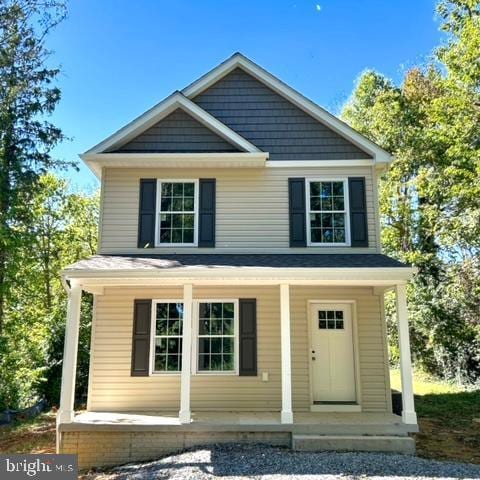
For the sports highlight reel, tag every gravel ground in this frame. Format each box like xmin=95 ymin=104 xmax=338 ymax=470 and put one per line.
xmin=87 ymin=443 xmax=480 ymax=480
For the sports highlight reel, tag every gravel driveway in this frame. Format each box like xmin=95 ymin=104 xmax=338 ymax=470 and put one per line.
xmin=86 ymin=443 xmax=480 ymax=480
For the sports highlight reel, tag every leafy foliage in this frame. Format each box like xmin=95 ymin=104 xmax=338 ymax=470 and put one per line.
xmin=0 ymin=114 xmax=96 ymax=411
xmin=0 ymin=174 xmax=98 ymax=410
xmin=0 ymin=0 xmax=71 ymax=336
xmin=342 ymin=0 xmax=480 ymax=383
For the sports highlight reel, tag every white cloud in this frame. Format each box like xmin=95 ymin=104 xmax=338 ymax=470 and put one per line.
xmin=316 ymin=4 xmax=322 ymax=12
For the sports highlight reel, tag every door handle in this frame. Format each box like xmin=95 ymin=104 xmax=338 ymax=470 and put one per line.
xmin=312 ymin=357 xmax=316 ymax=361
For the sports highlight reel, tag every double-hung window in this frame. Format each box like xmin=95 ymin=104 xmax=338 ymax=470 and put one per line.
xmin=307 ymin=179 xmax=350 ymax=246
xmin=152 ymin=301 xmax=184 ymax=373
xmin=196 ymin=301 xmax=237 ymax=374
xmin=156 ymin=180 xmax=198 ymax=246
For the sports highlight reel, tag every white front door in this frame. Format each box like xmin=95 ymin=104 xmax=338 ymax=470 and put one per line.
xmin=310 ymin=303 xmax=356 ymax=402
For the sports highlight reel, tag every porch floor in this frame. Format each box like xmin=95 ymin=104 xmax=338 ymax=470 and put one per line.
xmin=61 ymin=411 xmax=418 ymax=435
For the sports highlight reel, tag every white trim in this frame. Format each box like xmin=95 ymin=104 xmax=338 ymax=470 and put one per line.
xmin=81 ymin=153 xmax=268 ymax=179
xmin=306 ymin=178 xmax=351 ymax=247
xmin=155 ymin=179 xmax=199 ymax=248
xmin=63 ymin=268 xmax=415 ymax=285
xmin=149 ymin=299 xmax=184 ymax=376
xmin=57 ymin=284 xmax=82 ymax=426
xmin=84 ymin=92 xmax=261 ymax=155
xmin=280 ymin=284 xmax=293 ymax=424
xmin=191 ymin=299 xmax=239 ymax=376
xmin=395 ymin=284 xmax=417 ymax=425
xmin=179 ymin=284 xmax=193 ymax=423
xmin=266 ymin=160 xmax=374 ymax=168
xmin=310 ymin=404 xmax=362 ymax=413
xmin=182 ymin=53 xmax=392 ymax=164
xmin=307 ymin=300 xmax=361 ymax=411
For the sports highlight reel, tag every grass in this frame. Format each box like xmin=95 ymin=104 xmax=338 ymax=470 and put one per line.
xmin=390 ymin=369 xmax=480 ymax=463
xmin=0 ymin=411 xmax=56 ymax=454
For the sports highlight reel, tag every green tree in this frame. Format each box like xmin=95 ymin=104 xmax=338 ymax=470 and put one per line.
xmin=0 ymin=174 xmax=99 ymax=410
xmin=342 ymin=0 xmax=480 ymax=382
xmin=0 ymin=0 xmax=69 ymax=334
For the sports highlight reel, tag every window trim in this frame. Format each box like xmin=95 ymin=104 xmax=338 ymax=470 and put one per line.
xmin=305 ymin=177 xmax=351 ymax=247
xmin=192 ymin=299 xmax=239 ymax=376
xmin=149 ymin=299 xmax=184 ymax=376
xmin=154 ymin=179 xmax=199 ymax=247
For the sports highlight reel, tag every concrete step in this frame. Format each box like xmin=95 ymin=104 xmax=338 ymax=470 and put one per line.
xmin=292 ymin=434 xmax=415 ymax=454
xmin=292 ymin=423 xmax=416 ymax=436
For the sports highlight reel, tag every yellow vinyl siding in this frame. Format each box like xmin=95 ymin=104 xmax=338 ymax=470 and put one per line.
xmin=99 ymin=167 xmax=379 ymax=254
xmin=290 ymin=286 xmax=389 ymax=412
xmin=88 ymin=286 xmax=389 ymax=413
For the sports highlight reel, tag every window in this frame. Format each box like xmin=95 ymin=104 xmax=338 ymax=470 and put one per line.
xmin=318 ymin=310 xmax=344 ymax=330
xmin=152 ymin=301 xmax=184 ymax=373
xmin=197 ymin=301 xmax=237 ymax=373
xmin=307 ymin=179 xmax=349 ymax=245
xmin=157 ymin=180 xmax=198 ymax=245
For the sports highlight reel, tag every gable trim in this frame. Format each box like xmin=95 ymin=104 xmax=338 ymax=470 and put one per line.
xmin=84 ymin=92 xmax=261 ymax=155
xmin=182 ymin=53 xmax=392 ymax=164
xmin=80 ymin=152 xmax=268 ymax=179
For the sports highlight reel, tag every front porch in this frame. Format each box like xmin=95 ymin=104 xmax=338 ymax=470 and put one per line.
xmin=60 ymin=410 xmax=417 ymax=468
xmin=63 ymin=410 xmax=416 ymax=435
xmin=57 ymin=254 xmax=418 ymax=467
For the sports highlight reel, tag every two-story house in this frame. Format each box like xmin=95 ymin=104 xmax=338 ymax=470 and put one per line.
xmin=57 ymin=53 xmax=418 ymax=469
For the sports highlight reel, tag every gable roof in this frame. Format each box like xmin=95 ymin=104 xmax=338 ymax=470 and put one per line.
xmin=113 ymin=108 xmax=241 ymax=154
xmin=183 ymin=53 xmax=391 ymax=163
xmin=84 ymin=92 xmax=260 ymax=155
xmin=82 ymin=53 xmax=391 ymax=169
xmin=192 ymin=67 xmax=373 ymax=161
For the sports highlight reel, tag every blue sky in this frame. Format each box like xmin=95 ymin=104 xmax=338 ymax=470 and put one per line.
xmin=47 ymin=0 xmax=444 ymax=191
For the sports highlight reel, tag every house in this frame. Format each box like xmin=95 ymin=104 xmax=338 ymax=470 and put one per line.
xmin=57 ymin=53 xmax=418 ymax=469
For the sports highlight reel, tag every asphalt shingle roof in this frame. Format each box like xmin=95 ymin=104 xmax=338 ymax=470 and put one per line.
xmin=65 ymin=254 xmax=409 ymax=272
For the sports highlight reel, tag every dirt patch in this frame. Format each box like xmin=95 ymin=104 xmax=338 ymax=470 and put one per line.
xmin=415 ymin=418 xmax=480 ymax=464
xmin=0 ymin=413 xmax=56 ymax=454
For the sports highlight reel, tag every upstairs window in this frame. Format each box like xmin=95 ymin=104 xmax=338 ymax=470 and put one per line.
xmin=156 ymin=180 xmax=198 ymax=246
xmin=307 ymin=179 xmax=350 ymax=246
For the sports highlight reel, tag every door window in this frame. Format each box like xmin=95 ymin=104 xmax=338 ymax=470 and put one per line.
xmin=318 ymin=310 xmax=344 ymax=330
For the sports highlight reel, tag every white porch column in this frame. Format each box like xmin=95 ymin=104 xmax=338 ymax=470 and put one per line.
xmin=395 ymin=283 xmax=417 ymax=425
xmin=179 ymin=284 xmax=193 ymax=423
xmin=280 ymin=284 xmax=293 ymax=424
xmin=57 ymin=282 xmax=82 ymax=426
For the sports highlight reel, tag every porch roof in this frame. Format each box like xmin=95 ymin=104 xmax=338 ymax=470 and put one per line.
xmin=62 ymin=253 xmax=413 ymax=286
xmin=65 ymin=253 xmax=409 ymax=273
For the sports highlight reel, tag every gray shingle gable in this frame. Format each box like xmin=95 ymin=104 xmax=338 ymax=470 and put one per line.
xmin=192 ymin=68 xmax=372 ymax=160
xmin=112 ymin=108 xmax=240 ymax=153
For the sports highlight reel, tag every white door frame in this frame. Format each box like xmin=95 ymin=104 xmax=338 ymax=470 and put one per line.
xmin=307 ymin=300 xmax=362 ymax=412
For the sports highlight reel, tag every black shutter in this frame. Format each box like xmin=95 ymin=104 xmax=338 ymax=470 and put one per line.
xmin=288 ymin=178 xmax=307 ymax=247
xmin=198 ymin=178 xmax=216 ymax=247
xmin=131 ymin=299 xmax=151 ymax=376
xmin=138 ymin=179 xmax=156 ymax=248
xmin=239 ymin=299 xmax=257 ymax=376
xmin=348 ymin=177 xmax=369 ymax=247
